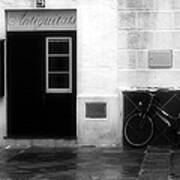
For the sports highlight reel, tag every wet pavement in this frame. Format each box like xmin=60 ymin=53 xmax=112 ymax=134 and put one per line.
xmin=0 ymin=146 xmax=144 ymax=180
xmin=139 ymin=146 xmax=171 ymax=180
xmin=1 ymin=145 xmax=180 ymax=179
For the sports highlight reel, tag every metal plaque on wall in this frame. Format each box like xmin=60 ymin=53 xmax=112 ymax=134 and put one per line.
xmin=148 ymin=50 xmax=172 ymax=68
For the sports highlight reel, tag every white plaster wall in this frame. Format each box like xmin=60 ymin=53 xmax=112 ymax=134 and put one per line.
xmin=77 ymin=0 xmax=118 ymax=95
xmin=77 ymin=0 xmax=120 ymax=146
xmin=78 ymin=95 xmax=122 ymax=147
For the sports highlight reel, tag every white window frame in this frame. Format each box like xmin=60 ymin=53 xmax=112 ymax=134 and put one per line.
xmin=46 ymin=37 xmax=72 ymax=93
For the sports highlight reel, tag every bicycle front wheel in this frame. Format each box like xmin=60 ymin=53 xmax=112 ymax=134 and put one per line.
xmin=124 ymin=114 xmax=154 ymax=147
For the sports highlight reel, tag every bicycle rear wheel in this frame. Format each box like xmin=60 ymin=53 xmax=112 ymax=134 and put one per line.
xmin=124 ymin=114 xmax=154 ymax=147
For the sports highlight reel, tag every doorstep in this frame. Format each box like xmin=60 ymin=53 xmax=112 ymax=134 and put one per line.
xmin=2 ymin=139 xmax=78 ymax=149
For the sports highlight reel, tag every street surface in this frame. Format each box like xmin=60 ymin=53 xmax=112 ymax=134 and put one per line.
xmin=0 ymin=145 xmax=179 ymax=179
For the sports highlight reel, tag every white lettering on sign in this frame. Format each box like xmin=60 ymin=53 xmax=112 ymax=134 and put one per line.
xmin=7 ymin=10 xmax=76 ymax=31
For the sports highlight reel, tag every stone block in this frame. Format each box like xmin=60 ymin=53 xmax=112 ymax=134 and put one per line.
xmin=127 ymin=32 xmax=141 ymax=49
xmin=152 ymin=70 xmax=180 ymax=87
xmin=127 ymin=31 xmax=153 ymax=49
xmin=173 ymin=50 xmax=180 ymax=68
xmin=118 ymin=0 xmax=174 ymax=10
xmin=136 ymin=50 xmax=148 ymax=68
xmin=118 ymin=50 xmax=137 ymax=69
xmin=118 ymin=69 xmax=180 ymax=88
xmin=118 ymin=50 xmax=148 ymax=69
xmin=137 ymin=12 xmax=173 ymax=30
xmin=173 ymin=0 xmax=180 ymax=9
xmin=153 ymin=32 xmax=173 ymax=49
xmin=119 ymin=31 xmax=153 ymax=49
xmin=138 ymin=12 xmax=156 ymax=29
xmin=118 ymin=12 xmax=136 ymax=29
xmin=117 ymin=0 xmax=126 ymax=9
xmin=173 ymin=32 xmax=180 ymax=49
xmin=154 ymin=0 xmax=174 ymax=10
xmin=174 ymin=12 xmax=180 ymax=29
xmin=125 ymin=0 xmax=153 ymax=9
xmin=118 ymin=70 xmax=154 ymax=87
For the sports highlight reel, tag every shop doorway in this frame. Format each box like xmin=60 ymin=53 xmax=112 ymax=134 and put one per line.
xmin=7 ymin=31 xmax=76 ymax=138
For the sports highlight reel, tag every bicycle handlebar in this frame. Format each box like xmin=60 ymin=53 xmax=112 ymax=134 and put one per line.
xmin=146 ymin=88 xmax=171 ymax=94
xmin=148 ymin=88 xmax=170 ymax=97
xmin=156 ymin=88 xmax=170 ymax=92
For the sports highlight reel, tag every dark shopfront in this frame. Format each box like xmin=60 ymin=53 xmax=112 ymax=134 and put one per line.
xmin=6 ymin=10 xmax=76 ymax=138
xmin=123 ymin=90 xmax=180 ymax=147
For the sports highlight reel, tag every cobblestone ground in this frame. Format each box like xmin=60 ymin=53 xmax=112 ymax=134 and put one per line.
xmin=0 ymin=146 xmax=144 ymax=180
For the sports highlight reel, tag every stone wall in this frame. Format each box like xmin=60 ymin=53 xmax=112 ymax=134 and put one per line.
xmin=118 ymin=0 xmax=180 ymax=88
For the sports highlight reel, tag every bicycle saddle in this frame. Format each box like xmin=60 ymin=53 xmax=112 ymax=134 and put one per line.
xmin=156 ymin=88 xmax=170 ymax=93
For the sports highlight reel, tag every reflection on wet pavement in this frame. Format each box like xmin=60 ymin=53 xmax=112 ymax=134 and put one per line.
xmin=139 ymin=146 xmax=171 ymax=180
xmin=0 ymin=147 xmax=144 ymax=179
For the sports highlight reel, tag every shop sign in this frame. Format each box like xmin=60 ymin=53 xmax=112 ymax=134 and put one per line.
xmin=7 ymin=10 xmax=76 ymax=31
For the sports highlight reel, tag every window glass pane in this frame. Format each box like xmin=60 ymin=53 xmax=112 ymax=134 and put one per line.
xmin=49 ymin=39 xmax=69 ymax=54
xmin=49 ymin=57 xmax=69 ymax=72
xmin=49 ymin=74 xmax=69 ymax=88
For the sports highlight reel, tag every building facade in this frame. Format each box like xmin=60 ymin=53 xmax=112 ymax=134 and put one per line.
xmin=0 ymin=0 xmax=179 ymax=147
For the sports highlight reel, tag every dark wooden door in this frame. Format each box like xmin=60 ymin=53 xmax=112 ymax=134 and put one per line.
xmin=7 ymin=31 xmax=76 ymax=138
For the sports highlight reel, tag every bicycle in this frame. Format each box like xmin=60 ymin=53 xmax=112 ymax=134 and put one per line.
xmin=124 ymin=89 xmax=180 ymax=147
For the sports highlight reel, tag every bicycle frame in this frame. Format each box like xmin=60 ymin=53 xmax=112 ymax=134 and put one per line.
xmin=140 ymin=92 xmax=178 ymax=128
